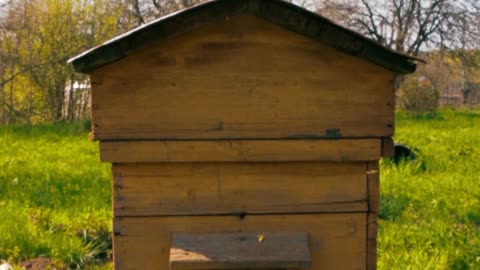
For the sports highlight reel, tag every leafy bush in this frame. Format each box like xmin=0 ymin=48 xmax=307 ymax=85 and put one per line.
xmin=397 ymin=75 xmax=439 ymax=117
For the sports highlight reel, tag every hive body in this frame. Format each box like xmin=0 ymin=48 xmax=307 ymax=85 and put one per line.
xmin=71 ymin=1 xmax=416 ymax=269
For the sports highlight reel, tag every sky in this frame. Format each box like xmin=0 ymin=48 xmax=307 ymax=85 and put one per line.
xmin=0 ymin=1 xmax=8 ymax=19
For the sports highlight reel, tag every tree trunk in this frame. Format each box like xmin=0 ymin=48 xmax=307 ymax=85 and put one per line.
xmin=28 ymin=85 xmax=33 ymax=121
xmin=8 ymin=71 xmax=14 ymax=124
xmin=82 ymin=87 xmax=91 ymax=121
xmin=67 ymin=78 xmax=75 ymax=122
xmin=0 ymin=86 xmax=4 ymax=125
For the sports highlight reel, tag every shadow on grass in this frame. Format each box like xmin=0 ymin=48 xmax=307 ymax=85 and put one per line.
xmin=454 ymin=110 xmax=480 ymax=119
xmin=379 ymin=194 xmax=411 ymax=221
xmin=450 ymin=256 xmax=471 ymax=270
xmin=458 ymin=208 xmax=480 ymax=227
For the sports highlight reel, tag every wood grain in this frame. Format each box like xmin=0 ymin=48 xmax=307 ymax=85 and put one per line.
xmin=113 ymin=214 xmax=366 ymax=270
xmin=367 ymin=214 xmax=378 ymax=270
xmin=169 ymin=232 xmax=311 ymax=270
xmin=90 ymin=14 xmax=395 ymax=141
xmin=366 ymin=162 xmax=379 ymax=269
xmin=381 ymin=137 xmax=395 ymax=158
xmin=100 ymin=139 xmax=381 ymax=163
xmin=113 ymin=162 xmax=368 ymax=216
xmin=367 ymin=161 xmax=380 ymax=213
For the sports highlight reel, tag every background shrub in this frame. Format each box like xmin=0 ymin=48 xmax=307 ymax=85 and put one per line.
xmin=397 ymin=75 xmax=439 ymax=117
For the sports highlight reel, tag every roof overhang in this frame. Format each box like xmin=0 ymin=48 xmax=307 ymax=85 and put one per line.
xmin=68 ymin=0 xmax=419 ymax=74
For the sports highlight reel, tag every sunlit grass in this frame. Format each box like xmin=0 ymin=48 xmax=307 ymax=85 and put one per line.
xmin=379 ymin=109 xmax=480 ymax=269
xmin=0 ymin=122 xmax=112 ymax=269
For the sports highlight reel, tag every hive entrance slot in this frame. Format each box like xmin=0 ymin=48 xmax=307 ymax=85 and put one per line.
xmin=169 ymin=232 xmax=311 ymax=270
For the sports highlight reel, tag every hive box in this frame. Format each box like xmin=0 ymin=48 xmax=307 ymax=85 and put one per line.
xmin=69 ymin=0 xmax=417 ymax=269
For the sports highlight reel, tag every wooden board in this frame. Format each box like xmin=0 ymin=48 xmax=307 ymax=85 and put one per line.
xmin=367 ymin=214 xmax=378 ymax=270
xmin=381 ymin=137 xmax=394 ymax=158
xmin=366 ymin=161 xmax=379 ymax=270
xmin=113 ymin=162 xmax=368 ymax=216
xmin=170 ymin=232 xmax=311 ymax=270
xmin=100 ymin=139 xmax=381 ymax=163
xmin=367 ymin=161 xmax=380 ymax=213
xmin=90 ymin=14 xmax=396 ymax=141
xmin=113 ymin=214 xmax=366 ymax=270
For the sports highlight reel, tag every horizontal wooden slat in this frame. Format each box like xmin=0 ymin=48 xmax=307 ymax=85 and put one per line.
xmin=114 ymin=214 xmax=366 ymax=270
xmin=90 ymin=15 xmax=395 ymax=141
xmin=113 ymin=162 xmax=368 ymax=216
xmin=170 ymin=232 xmax=311 ymax=270
xmin=101 ymin=139 xmax=381 ymax=163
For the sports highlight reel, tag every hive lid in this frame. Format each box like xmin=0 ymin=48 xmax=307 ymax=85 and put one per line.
xmin=68 ymin=0 xmax=419 ymax=74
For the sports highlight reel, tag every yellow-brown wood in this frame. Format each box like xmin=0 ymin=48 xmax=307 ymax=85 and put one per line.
xmin=113 ymin=162 xmax=368 ymax=216
xmin=367 ymin=161 xmax=380 ymax=213
xmin=367 ymin=214 xmax=378 ymax=270
xmin=113 ymin=214 xmax=366 ymax=270
xmin=100 ymin=139 xmax=381 ymax=163
xmin=382 ymin=137 xmax=395 ymax=158
xmin=90 ymin=14 xmax=396 ymax=141
xmin=366 ymin=161 xmax=379 ymax=270
xmin=169 ymin=232 xmax=311 ymax=270
xmin=71 ymin=3 xmax=401 ymax=270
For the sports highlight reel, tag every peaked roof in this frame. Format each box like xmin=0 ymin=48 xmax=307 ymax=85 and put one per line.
xmin=68 ymin=0 xmax=419 ymax=74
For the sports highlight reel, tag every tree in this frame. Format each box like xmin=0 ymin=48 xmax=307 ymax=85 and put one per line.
xmin=0 ymin=0 xmax=127 ymax=123
xmin=119 ymin=0 xmax=207 ymax=27
xmin=317 ymin=0 xmax=480 ymax=56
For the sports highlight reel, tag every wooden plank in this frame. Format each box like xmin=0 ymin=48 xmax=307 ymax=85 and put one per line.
xmin=113 ymin=162 xmax=368 ymax=216
xmin=366 ymin=213 xmax=378 ymax=270
xmin=366 ymin=162 xmax=379 ymax=270
xmin=113 ymin=214 xmax=366 ymax=270
xmin=381 ymin=137 xmax=395 ymax=158
xmin=100 ymin=139 xmax=381 ymax=163
xmin=367 ymin=161 xmax=380 ymax=213
xmin=90 ymin=14 xmax=396 ymax=141
xmin=169 ymin=232 xmax=311 ymax=270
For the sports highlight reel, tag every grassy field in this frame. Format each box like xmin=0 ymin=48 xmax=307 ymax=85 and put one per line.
xmin=0 ymin=122 xmax=112 ymax=269
xmin=0 ymin=109 xmax=479 ymax=269
xmin=380 ymin=110 xmax=480 ymax=270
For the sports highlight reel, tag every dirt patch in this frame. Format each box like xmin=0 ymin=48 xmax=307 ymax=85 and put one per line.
xmin=20 ymin=258 xmax=64 ymax=270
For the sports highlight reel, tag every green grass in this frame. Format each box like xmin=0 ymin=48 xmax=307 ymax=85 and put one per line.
xmin=380 ymin=109 xmax=480 ymax=269
xmin=0 ymin=110 xmax=479 ymax=269
xmin=0 ymin=122 xmax=112 ymax=269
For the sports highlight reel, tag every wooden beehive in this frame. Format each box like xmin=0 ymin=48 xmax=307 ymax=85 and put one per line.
xmin=69 ymin=1 xmax=417 ymax=269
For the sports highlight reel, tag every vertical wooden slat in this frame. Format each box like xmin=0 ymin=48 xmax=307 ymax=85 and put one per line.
xmin=366 ymin=161 xmax=380 ymax=270
xmin=381 ymin=137 xmax=395 ymax=158
xmin=367 ymin=161 xmax=380 ymax=213
xmin=367 ymin=213 xmax=378 ymax=270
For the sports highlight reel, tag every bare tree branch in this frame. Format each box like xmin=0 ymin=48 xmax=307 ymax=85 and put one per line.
xmin=318 ymin=0 xmax=480 ymax=56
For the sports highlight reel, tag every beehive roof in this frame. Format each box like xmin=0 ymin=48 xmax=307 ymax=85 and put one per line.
xmin=69 ymin=0 xmax=419 ymax=74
